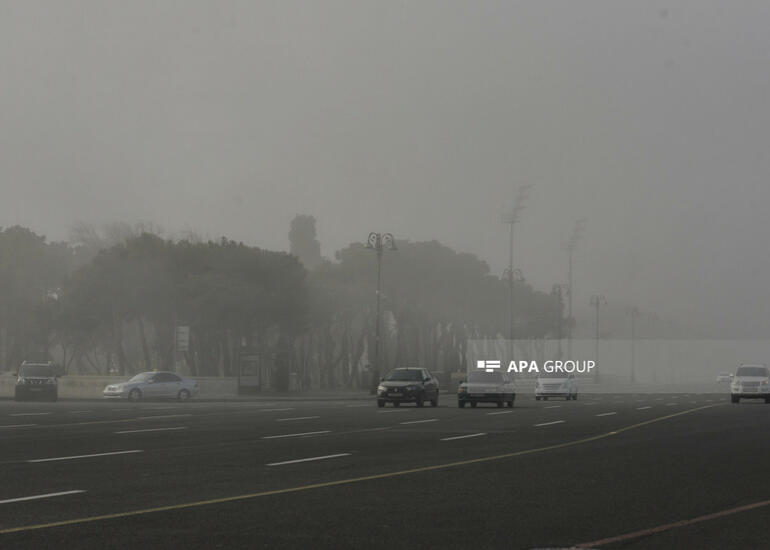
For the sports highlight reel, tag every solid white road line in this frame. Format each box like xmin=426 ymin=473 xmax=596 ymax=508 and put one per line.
xmin=10 ymin=413 xmax=50 ymax=417
xmin=0 ymin=424 xmax=37 ymax=429
xmin=378 ymin=409 xmax=409 ymax=413
xmin=486 ymin=410 xmax=514 ymax=415
xmin=261 ymin=408 xmax=295 ymax=412
xmin=115 ymin=427 xmax=188 ymax=434
xmin=637 ymin=406 xmax=652 ymax=410
xmin=400 ymin=419 xmax=438 ymax=425
xmin=345 ymin=404 xmax=370 ymax=408
xmin=441 ymin=433 xmax=486 ymax=441
xmin=0 ymin=490 xmax=86 ymax=505
xmin=261 ymin=431 xmax=330 ymax=440
xmin=534 ymin=420 xmax=565 ymax=427
xmin=544 ymin=405 xmax=561 ymax=409
xmin=69 ymin=411 xmax=92 ymax=414
xmin=276 ymin=416 xmax=320 ymax=422
xmin=28 ymin=450 xmax=143 ymax=463
xmin=596 ymin=412 xmax=617 ymax=417
xmin=666 ymin=403 xmax=679 ymax=406
xmin=267 ymin=453 xmax=351 ymax=467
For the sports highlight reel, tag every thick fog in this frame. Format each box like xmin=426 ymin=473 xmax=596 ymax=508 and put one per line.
xmin=2 ymin=1 xmax=769 ymax=337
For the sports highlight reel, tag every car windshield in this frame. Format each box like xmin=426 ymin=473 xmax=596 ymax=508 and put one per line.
xmin=468 ymin=372 xmax=503 ymax=383
xmin=128 ymin=373 xmax=154 ymax=382
xmin=385 ymin=370 xmax=423 ymax=381
xmin=735 ymin=366 xmax=768 ymax=377
xmin=19 ymin=364 xmax=54 ymax=377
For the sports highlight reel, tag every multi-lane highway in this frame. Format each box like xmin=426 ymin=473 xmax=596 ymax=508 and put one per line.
xmin=0 ymin=392 xmax=766 ymax=549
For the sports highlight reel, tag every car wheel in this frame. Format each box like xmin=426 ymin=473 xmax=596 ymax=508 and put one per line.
xmin=507 ymin=400 xmax=514 ymax=408
xmin=565 ymin=394 xmax=571 ymax=401
xmin=765 ymin=397 xmax=770 ymax=404
xmin=377 ymin=400 xmax=385 ymax=408
xmin=128 ymin=388 xmax=142 ymax=402
xmin=416 ymin=394 xmax=425 ymax=407
xmin=573 ymin=393 xmax=578 ymax=401
xmin=470 ymin=401 xmax=477 ymax=408
xmin=393 ymin=401 xmax=400 ymax=407
xmin=177 ymin=389 xmax=191 ymax=401
xmin=497 ymin=400 xmax=503 ymax=408
xmin=731 ymin=395 xmax=739 ymax=403
xmin=430 ymin=394 xmax=438 ymax=407
xmin=458 ymin=400 xmax=465 ymax=408
xmin=535 ymin=396 xmax=541 ymax=401
xmin=543 ymin=397 xmax=549 ymax=401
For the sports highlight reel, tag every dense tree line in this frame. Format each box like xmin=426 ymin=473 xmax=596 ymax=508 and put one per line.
xmin=0 ymin=223 xmax=563 ymax=390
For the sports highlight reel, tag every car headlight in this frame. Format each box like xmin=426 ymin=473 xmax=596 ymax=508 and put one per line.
xmin=763 ymin=380 xmax=769 ymax=386
xmin=377 ymin=385 xmax=386 ymax=392
xmin=46 ymin=378 xmax=56 ymax=385
xmin=458 ymin=386 xmax=466 ymax=394
xmin=17 ymin=377 xmax=26 ymax=384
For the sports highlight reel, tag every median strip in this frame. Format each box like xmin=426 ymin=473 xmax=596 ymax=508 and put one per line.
xmin=267 ymin=453 xmax=351 ymax=467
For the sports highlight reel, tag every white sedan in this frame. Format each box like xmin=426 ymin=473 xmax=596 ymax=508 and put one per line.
xmin=103 ymin=371 xmax=198 ymax=401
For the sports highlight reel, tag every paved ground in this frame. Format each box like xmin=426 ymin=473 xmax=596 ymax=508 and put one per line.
xmin=0 ymin=391 xmax=766 ymax=549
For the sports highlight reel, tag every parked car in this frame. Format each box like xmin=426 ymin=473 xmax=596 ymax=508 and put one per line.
xmin=730 ymin=364 xmax=770 ymax=404
xmin=14 ymin=361 xmax=59 ymax=402
xmin=457 ymin=371 xmax=515 ymax=408
xmin=716 ymin=372 xmax=733 ymax=383
xmin=103 ymin=371 xmax=198 ymax=401
xmin=535 ymin=372 xmax=578 ymax=401
xmin=377 ymin=368 xmax=439 ymax=407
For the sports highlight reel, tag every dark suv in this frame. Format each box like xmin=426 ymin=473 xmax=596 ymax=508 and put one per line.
xmin=14 ymin=361 xmax=59 ymax=402
xmin=377 ymin=368 xmax=439 ymax=407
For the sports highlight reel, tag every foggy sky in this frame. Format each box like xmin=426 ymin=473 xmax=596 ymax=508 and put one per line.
xmin=2 ymin=1 xmax=770 ymax=337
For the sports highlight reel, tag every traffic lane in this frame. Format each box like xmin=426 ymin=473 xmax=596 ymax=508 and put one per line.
xmin=0 ymin=402 xmax=765 ymax=549
xmin=0 ymin=394 xmax=705 ymax=464
xmin=0 ymin=403 xmax=730 ymax=531
xmin=0 ymin=395 xmax=727 ymax=470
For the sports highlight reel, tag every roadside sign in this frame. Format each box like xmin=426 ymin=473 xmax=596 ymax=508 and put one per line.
xmin=176 ymin=326 xmax=190 ymax=352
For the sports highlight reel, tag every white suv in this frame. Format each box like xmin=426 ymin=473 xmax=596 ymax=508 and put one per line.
xmin=730 ymin=364 xmax=770 ymax=404
xmin=535 ymin=373 xmax=578 ymax=401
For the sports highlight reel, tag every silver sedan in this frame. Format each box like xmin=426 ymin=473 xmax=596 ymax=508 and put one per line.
xmin=103 ymin=371 xmax=198 ymax=401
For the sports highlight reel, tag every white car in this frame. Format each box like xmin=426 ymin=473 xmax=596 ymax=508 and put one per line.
xmin=103 ymin=371 xmax=198 ymax=401
xmin=730 ymin=364 xmax=770 ymax=404
xmin=716 ymin=372 xmax=733 ymax=383
xmin=535 ymin=373 xmax=578 ymax=401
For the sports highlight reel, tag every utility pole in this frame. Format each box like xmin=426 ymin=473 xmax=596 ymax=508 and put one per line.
xmin=552 ymin=284 xmax=569 ymax=359
xmin=627 ymin=306 xmax=639 ymax=384
xmin=564 ymin=219 xmax=587 ymax=358
xmin=500 ymin=185 xmax=532 ymax=350
xmin=366 ymin=232 xmax=397 ymax=393
xmin=590 ymin=294 xmax=607 ymax=383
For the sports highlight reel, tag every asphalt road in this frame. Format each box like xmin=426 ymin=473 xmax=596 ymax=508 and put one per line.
xmin=0 ymin=391 xmax=767 ymax=549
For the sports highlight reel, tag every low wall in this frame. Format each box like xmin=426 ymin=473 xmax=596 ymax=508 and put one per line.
xmin=0 ymin=374 xmax=239 ymax=399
